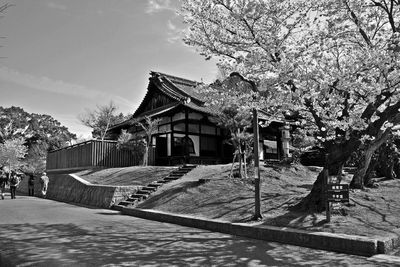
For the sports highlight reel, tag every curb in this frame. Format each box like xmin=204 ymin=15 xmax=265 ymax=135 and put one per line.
xmin=122 ymin=207 xmax=397 ymax=257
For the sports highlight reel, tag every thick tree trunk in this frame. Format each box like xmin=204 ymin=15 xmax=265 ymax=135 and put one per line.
xmin=350 ymin=129 xmax=390 ymax=188
xmin=293 ymin=138 xmax=360 ymax=212
xmin=364 ymin=156 xmax=378 ymax=186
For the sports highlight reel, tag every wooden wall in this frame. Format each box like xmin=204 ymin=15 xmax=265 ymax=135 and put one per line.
xmin=46 ymin=140 xmax=139 ymax=170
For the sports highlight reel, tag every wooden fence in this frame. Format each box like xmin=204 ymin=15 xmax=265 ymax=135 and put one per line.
xmin=46 ymin=140 xmax=147 ymax=170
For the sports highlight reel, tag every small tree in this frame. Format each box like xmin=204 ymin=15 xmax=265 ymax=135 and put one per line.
xmin=0 ymin=137 xmax=28 ymax=175
xmin=135 ymin=116 xmax=161 ymax=166
xmin=117 ymin=116 xmax=160 ymax=166
xmin=79 ymin=101 xmax=126 ymax=141
xmin=117 ymin=130 xmax=146 ymax=165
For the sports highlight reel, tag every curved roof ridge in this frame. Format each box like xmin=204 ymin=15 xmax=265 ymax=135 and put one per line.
xmin=151 ymin=71 xmax=200 ymax=87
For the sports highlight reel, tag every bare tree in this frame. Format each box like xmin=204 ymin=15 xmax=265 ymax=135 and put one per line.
xmin=79 ymin=101 xmax=126 ymax=141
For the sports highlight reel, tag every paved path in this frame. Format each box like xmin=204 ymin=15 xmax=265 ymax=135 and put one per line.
xmin=0 ymin=193 xmax=398 ymax=266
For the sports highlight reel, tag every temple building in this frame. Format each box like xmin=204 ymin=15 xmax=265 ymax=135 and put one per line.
xmin=107 ymin=71 xmax=295 ymax=166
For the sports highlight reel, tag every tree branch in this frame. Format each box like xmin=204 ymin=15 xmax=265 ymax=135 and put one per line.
xmin=343 ymin=0 xmax=373 ymax=46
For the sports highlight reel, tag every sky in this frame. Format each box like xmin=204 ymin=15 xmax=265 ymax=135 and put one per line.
xmin=0 ymin=0 xmax=218 ymax=138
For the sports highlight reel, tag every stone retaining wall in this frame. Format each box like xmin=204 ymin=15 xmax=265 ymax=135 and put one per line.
xmin=18 ymin=173 xmax=138 ymax=208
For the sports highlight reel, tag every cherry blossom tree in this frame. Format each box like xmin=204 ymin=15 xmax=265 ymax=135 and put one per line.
xmin=0 ymin=137 xmax=28 ymax=174
xmin=182 ymin=0 xmax=400 ymax=211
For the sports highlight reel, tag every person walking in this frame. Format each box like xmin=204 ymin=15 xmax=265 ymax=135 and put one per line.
xmin=9 ymin=171 xmax=20 ymax=199
xmin=40 ymin=172 xmax=49 ymax=198
xmin=28 ymin=174 xmax=35 ymax=196
xmin=0 ymin=168 xmax=8 ymax=200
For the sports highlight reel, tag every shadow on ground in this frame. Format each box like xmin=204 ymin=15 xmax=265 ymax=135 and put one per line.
xmin=0 ymin=222 xmax=375 ymax=266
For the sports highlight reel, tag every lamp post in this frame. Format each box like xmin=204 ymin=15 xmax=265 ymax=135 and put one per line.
xmin=253 ymin=108 xmax=262 ymax=220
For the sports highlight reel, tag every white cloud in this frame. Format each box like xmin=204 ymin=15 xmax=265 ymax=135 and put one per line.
xmin=0 ymin=66 xmax=134 ymax=110
xmin=146 ymin=0 xmax=175 ymax=14
xmin=166 ymin=19 xmax=183 ymax=44
xmin=46 ymin=2 xmax=67 ymax=10
xmin=167 ymin=20 xmax=177 ymax=31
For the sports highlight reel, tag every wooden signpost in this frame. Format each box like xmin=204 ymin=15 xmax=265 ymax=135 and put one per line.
xmin=325 ymin=171 xmax=350 ymax=222
xmin=253 ymin=108 xmax=262 ymax=220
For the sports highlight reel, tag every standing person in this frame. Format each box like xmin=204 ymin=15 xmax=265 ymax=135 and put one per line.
xmin=9 ymin=171 xmax=20 ymax=199
xmin=40 ymin=172 xmax=49 ymax=198
xmin=28 ymin=174 xmax=35 ymax=196
xmin=0 ymin=168 xmax=8 ymax=200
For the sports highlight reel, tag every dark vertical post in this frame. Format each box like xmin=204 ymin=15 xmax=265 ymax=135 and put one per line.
xmin=253 ymin=108 xmax=262 ymax=220
xmin=184 ymin=108 xmax=189 ymax=165
xmin=324 ymin=154 xmax=331 ymax=222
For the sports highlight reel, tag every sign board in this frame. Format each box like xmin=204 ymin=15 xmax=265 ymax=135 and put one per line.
xmin=328 ymin=175 xmax=341 ymax=184
xmin=327 ymin=184 xmax=349 ymax=191
xmin=325 ymin=171 xmax=351 ymax=222
xmin=330 ymin=202 xmax=343 ymax=211
xmin=327 ymin=190 xmax=349 ymax=202
xmin=326 ymin=183 xmax=349 ymax=202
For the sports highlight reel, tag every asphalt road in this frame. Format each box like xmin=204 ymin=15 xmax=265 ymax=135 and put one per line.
xmin=0 ymin=193 xmax=398 ymax=266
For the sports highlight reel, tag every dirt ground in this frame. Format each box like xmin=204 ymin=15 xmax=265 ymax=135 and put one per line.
xmin=74 ymin=164 xmax=400 ymax=242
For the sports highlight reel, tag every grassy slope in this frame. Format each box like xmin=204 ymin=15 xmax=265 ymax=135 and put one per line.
xmin=75 ymin=166 xmax=177 ymax=186
xmin=73 ymin=164 xmax=400 ymax=239
xmin=137 ymin=164 xmax=318 ymax=223
xmin=137 ymin=164 xmax=400 ymax=239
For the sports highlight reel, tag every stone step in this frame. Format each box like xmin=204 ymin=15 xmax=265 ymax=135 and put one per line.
xmin=163 ymin=177 xmax=179 ymax=181
xmin=183 ymin=164 xmax=197 ymax=168
xmin=141 ymin=186 xmax=158 ymax=191
xmin=137 ymin=189 xmax=153 ymax=195
xmin=181 ymin=166 xmax=197 ymax=170
xmin=167 ymin=174 xmax=184 ymax=178
xmin=118 ymin=200 xmax=137 ymax=206
xmin=130 ymin=193 xmax=149 ymax=200
xmin=172 ymin=170 xmax=190 ymax=174
xmin=115 ymin=165 xmax=197 ymax=211
xmin=179 ymin=168 xmax=196 ymax=172
xmin=112 ymin=204 xmax=124 ymax=211
xmin=147 ymin=183 xmax=163 ymax=188
xmin=125 ymin=197 xmax=141 ymax=203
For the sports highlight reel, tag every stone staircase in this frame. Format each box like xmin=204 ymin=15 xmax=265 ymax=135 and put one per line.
xmin=113 ymin=165 xmax=197 ymax=211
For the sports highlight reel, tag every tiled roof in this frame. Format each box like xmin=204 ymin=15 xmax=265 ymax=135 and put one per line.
xmin=151 ymin=71 xmax=205 ymax=103
xmin=110 ymin=71 xmax=293 ymax=133
xmin=183 ymin=101 xmax=217 ymax=116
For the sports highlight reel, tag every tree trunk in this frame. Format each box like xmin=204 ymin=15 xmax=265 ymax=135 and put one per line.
xmin=364 ymin=156 xmax=378 ymax=186
xmin=243 ymin=152 xmax=248 ymax=179
xmin=376 ymin=145 xmax=396 ymax=180
xmin=294 ymin=163 xmax=343 ymax=212
xmin=229 ymin=153 xmax=237 ymax=178
xmin=350 ymin=128 xmax=390 ymax=188
xmin=143 ymin=145 xmax=148 ymax=166
xmin=293 ymin=138 xmax=360 ymax=212
xmin=238 ymin=147 xmax=243 ymax=178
